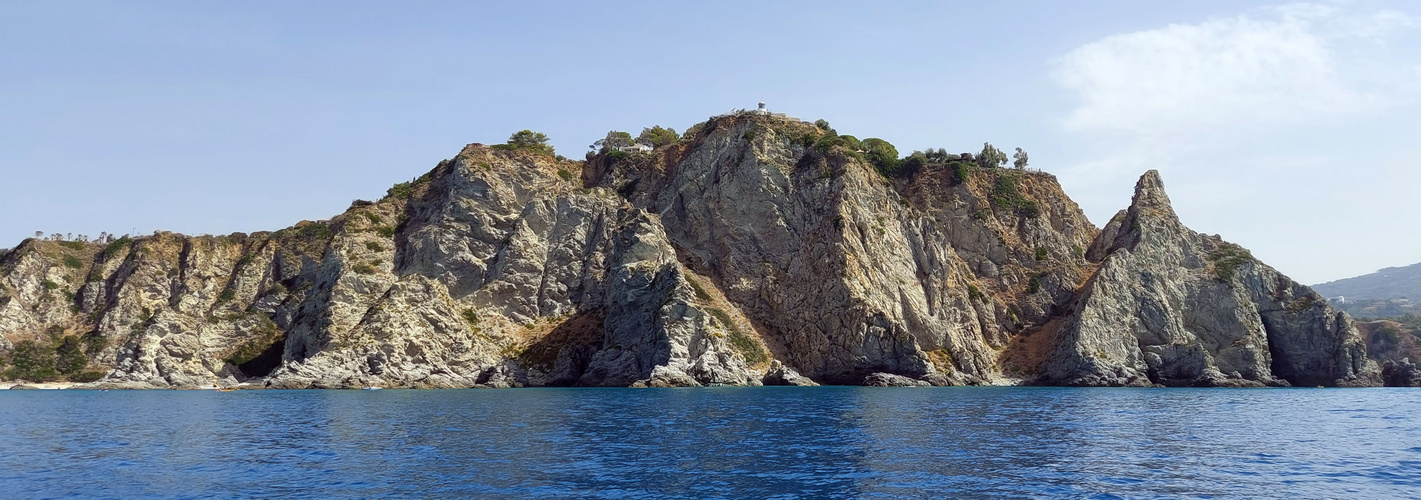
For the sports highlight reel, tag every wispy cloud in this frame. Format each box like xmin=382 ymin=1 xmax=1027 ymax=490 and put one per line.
xmin=1050 ymin=2 xmax=1421 ymax=283
xmin=1053 ymin=4 xmax=1411 ymax=139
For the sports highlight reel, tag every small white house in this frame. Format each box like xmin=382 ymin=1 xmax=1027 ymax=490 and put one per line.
xmin=616 ymin=143 xmax=653 ymax=153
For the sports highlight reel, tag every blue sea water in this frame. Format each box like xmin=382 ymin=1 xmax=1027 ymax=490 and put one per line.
xmin=1 ymin=387 xmax=1418 ymax=499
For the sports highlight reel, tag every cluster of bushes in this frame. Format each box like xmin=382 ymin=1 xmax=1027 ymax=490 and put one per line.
xmin=386 ymin=182 xmax=414 ymax=199
xmin=494 ymin=130 xmax=556 ymax=157
xmin=1208 ymin=243 xmax=1253 ymax=282
xmin=804 ymin=121 xmax=1032 ymax=185
xmin=990 ymin=173 xmax=1042 ymax=217
xmin=102 ymin=235 xmax=133 ymax=259
xmin=708 ymin=308 xmax=766 ymax=364
xmin=638 ymin=126 xmax=679 ymax=147
xmin=590 ymin=126 xmax=680 ymax=153
xmin=802 ymin=120 xmax=900 ymax=174
xmin=976 ymin=143 xmax=1030 ymax=170
xmin=3 ymin=331 xmax=105 ymax=382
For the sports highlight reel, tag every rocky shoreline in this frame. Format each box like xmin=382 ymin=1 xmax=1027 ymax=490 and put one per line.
xmin=0 ymin=113 xmax=1400 ymax=388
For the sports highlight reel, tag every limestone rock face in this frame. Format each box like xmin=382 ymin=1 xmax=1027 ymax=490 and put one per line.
xmin=1043 ymin=171 xmax=1379 ymax=387
xmin=762 ymin=360 xmax=819 ymax=386
xmin=0 ymin=114 xmax=1384 ymax=388
xmin=863 ymin=372 xmax=932 ymax=387
xmin=0 ymin=145 xmax=760 ymax=388
xmin=589 ymin=116 xmax=1096 ymax=384
xmin=1381 ymin=359 xmax=1421 ymax=387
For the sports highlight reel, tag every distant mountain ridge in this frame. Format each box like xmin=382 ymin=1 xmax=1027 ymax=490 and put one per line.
xmin=1314 ymin=263 xmax=1421 ymax=302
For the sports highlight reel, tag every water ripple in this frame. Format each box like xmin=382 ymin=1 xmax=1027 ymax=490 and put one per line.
xmin=1 ymin=387 xmax=1419 ymax=498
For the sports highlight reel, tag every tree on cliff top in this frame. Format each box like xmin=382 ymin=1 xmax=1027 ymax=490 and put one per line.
xmin=978 ymin=142 xmax=1007 ymax=169
xmin=637 ymin=126 xmax=679 ymax=148
xmin=504 ymin=130 xmax=555 ymax=156
xmin=1013 ymin=147 xmax=1029 ymax=170
xmin=592 ymin=131 xmax=633 ymax=152
xmin=862 ymin=138 xmax=900 ymax=177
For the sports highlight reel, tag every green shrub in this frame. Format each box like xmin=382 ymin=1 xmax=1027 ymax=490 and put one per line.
xmin=1034 ymin=247 xmax=1047 ymax=261
xmin=1208 ymin=243 xmax=1253 ymax=282
xmin=557 ymin=169 xmax=574 ymax=182
xmin=1026 ymin=278 xmax=1041 ymax=294
xmin=898 ymin=152 xmax=928 ymax=179
xmin=687 ymin=278 xmax=712 ymax=301
xmin=682 ymin=122 xmax=706 ymax=142
xmin=461 ymin=309 xmax=479 ymax=325
xmin=951 ymin=162 xmax=970 ymax=185
xmin=503 ymin=129 xmax=556 ymax=156
xmin=67 ymin=371 xmax=106 ymax=383
xmin=363 ymin=212 xmax=382 ymax=225
xmin=839 ymin=135 xmax=862 ymax=152
xmin=991 ymin=174 xmax=1023 ymax=208
xmin=352 ymin=263 xmax=376 ymax=275
xmin=1020 ymin=201 xmax=1041 ymax=218
xmin=375 ymin=226 xmax=396 ymax=238
xmin=62 ymin=255 xmax=83 ymax=269
xmin=637 ymin=126 xmax=679 ymax=147
xmin=42 ymin=280 xmax=59 ymax=291
xmin=54 ymin=336 xmax=88 ymax=375
xmin=967 ymin=284 xmax=985 ymax=303
xmin=82 ymin=332 xmax=107 ymax=356
xmin=365 ymin=242 xmax=383 ymax=252
xmin=990 ymin=174 xmax=1040 ymax=218
xmin=709 ymin=308 xmax=765 ymax=364
xmin=5 ymin=340 xmax=57 ymax=381
xmin=813 ymin=134 xmax=843 ymax=155
xmin=57 ymin=241 xmax=86 ymax=250
xmin=862 ymin=138 xmax=900 ymax=177
xmin=978 ymin=142 xmax=1008 ymax=169
xmin=102 ymin=236 xmax=133 ymax=259
xmin=386 ymin=182 xmax=414 ymax=200
xmin=282 ymin=223 xmax=334 ymax=243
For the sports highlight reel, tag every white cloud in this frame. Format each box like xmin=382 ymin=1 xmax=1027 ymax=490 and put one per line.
xmin=1049 ymin=2 xmax=1421 ymax=283
xmin=1053 ymin=5 xmax=1393 ymax=136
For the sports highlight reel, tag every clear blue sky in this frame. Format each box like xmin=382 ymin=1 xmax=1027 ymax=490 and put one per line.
xmin=2 ymin=1 xmax=1418 ymax=283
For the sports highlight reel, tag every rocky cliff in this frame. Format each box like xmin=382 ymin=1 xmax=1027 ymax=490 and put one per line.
xmin=1041 ymin=172 xmax=1378 ymax=387
xmin=0 ymin=113 xmax=1384 ymax=388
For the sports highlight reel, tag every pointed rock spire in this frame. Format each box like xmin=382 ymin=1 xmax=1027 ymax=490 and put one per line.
xmin=1127 ymin=169 xmax=1178 ymax=223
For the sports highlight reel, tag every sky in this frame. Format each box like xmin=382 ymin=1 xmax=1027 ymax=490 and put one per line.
xmin=1 ymin=0 xmax=1417 ymax=284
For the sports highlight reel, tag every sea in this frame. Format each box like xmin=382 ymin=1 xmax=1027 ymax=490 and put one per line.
xmin=1 ymin=387 xmax=1418 ymax=499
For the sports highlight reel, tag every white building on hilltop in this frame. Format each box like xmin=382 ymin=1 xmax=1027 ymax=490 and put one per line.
xmin=747 ymin=101 xmax=800 ymax=121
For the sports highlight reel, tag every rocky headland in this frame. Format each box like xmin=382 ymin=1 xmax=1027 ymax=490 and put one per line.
xmin=0 ymin=112 xmax=1396 ymax=388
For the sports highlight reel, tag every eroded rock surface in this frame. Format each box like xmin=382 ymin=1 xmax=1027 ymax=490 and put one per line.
xmin=1043 ymin=171 xmax=1379 ymax=387
xmin=0 ymin=114 xmax=1384 ymax=388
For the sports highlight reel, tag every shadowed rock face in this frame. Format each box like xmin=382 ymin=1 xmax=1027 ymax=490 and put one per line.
xmin=1044 ymin=171 xmax=1379 ymax=387
xmin=0 ymin=115 xmax=1383 ymax=388
xmin=587 ymin=117 xmax=1097 ymax=385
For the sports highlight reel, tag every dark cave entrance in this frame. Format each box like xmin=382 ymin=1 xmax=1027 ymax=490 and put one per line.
xmin=237 ymin=338 xmax=286 ymax=378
